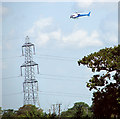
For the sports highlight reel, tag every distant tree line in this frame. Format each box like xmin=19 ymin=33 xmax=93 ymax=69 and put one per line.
xmin=61 ymin=102 xmax=93 ymax=119
xmin=1 ymin=105 xmax=50 ymax=119
xmin=0 ymin=102 xmax=93 ymax=119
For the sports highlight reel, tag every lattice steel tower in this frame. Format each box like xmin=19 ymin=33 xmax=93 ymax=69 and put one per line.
xmin=20 ymin=36 xmax=40 ymax=106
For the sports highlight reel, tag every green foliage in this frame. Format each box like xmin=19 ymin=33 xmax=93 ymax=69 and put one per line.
xmin=78 ymin=45 xmax=120 ymax=72
xmin=2 ymin=109 xmax=16 ymax=119
xmin=61 ymin=102 xmax=93 ymax=118
xmin=78 ymin=45 xmax=120 ymax=91
xmin=48 ymin=113 xmax=58 ymax=119
xmin=1 ymin=105 xmax=45 ymax=118
xmin=16 ymin=104 xmax=43 ymax=118
xmin=78 ymin=45 xmax=120 ymax=118
xmin=0 ymin=107 xmax=2 ymax=118
xmin=1 ymin=105 xmax=60 ymax=119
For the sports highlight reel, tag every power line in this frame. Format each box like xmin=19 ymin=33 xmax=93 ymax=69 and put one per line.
xmin=39 ymin=73 xmax=89 ymax=79
xmin=36 ymin=54 xmax=79 ymax=59
xmin=0 ymin=56 xmax=22 ymax=60
xmin=36 ymin=54 xmax=79 ymax=61
xmin=36 ymin=77 xmax=88 ymax=82
xmin=2 ymin=76 xmax=89 ymax=83
xmin=3 ymin=90 xmax=92 ymax=98
xmin=39 ymin=92 xmax=92 ymax=98
xmin=39 ymin=93 xmax=91 ymax=99
xmin=2 ymin=74 xmax=90 ymax=82
xmin=1 ymin=54 xmax=79 ymax=61
xmin=39 ymin=90 xmax=91 ymax=97
xmin=3 ymin=91 xmax=23 ymax=96
xmin=36 ymin=56 xmax=75 ymax=61
xmin=1 ymin=76 xmax=21 ymax=80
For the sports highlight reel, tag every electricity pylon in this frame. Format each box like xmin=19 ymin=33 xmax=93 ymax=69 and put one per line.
xmin=20 ymin=36 xmax=40 ymax=107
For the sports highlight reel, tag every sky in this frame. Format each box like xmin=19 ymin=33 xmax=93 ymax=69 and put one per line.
xmin=118 ymin=1 xmax=120 ymax=44
xmin=1 ymin=1 xmax=119 ymax=113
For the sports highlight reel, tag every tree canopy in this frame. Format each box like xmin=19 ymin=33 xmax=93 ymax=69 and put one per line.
xmin=61 ymin=102 xmax=93 ymax=118
xmin=0 ymin=107 xmax=2 ymax=118
xmin=78 ymin=45 xmax=120 ymax=118
xmin=15 ymin=104 xmax=44 ymax=118
xmin=2 ymin=105 xmax=44 ymax=118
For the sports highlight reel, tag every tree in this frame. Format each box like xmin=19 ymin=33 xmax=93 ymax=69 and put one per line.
xmin=78 ymin=45 xmax=120 ymax=118
xmin=0 ymin=107 xmax=2 ymax=119
xmin=2 ymin=109 xmax=16 ymax=119
xmin=15 ymin=104 xmax=44 ymax=118
xmin=1 ymin=105 xmax=51 ymax=118
xmin=61 ymin=102 xmax=92 ymax=118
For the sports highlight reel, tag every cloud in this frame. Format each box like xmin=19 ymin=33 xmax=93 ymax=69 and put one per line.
xmin=26 ymin=17 xmax=103 ymax=48
xmin=27 ymin=17 xmax=53 ymax=35
xmin=75 ymin=0 xmax=94 ymax=9
xmin=0 ymin=5 xmax=8 ymax=22
xmin=75 ymin=0 xmax=119 ymax=3
xmin=62 ymin=30 xmax=103 ymax=48
xmin=75 ymin=0 xmax=119 ymax=9
xmin=34 ymin=29 xmax=62 ymax=46
xmin=0 ymin=5 xmax=8 ymax=16
xmin=26 ymin=17 xmax=62 ymax=47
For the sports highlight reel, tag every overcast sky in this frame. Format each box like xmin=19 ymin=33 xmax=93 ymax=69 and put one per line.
xmin=1 ymin=1 xmax=118 ymax=112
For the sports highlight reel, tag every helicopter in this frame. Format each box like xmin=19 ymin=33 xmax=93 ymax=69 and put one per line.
xmin=70 ymin=12 xmax=91 ymax=19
